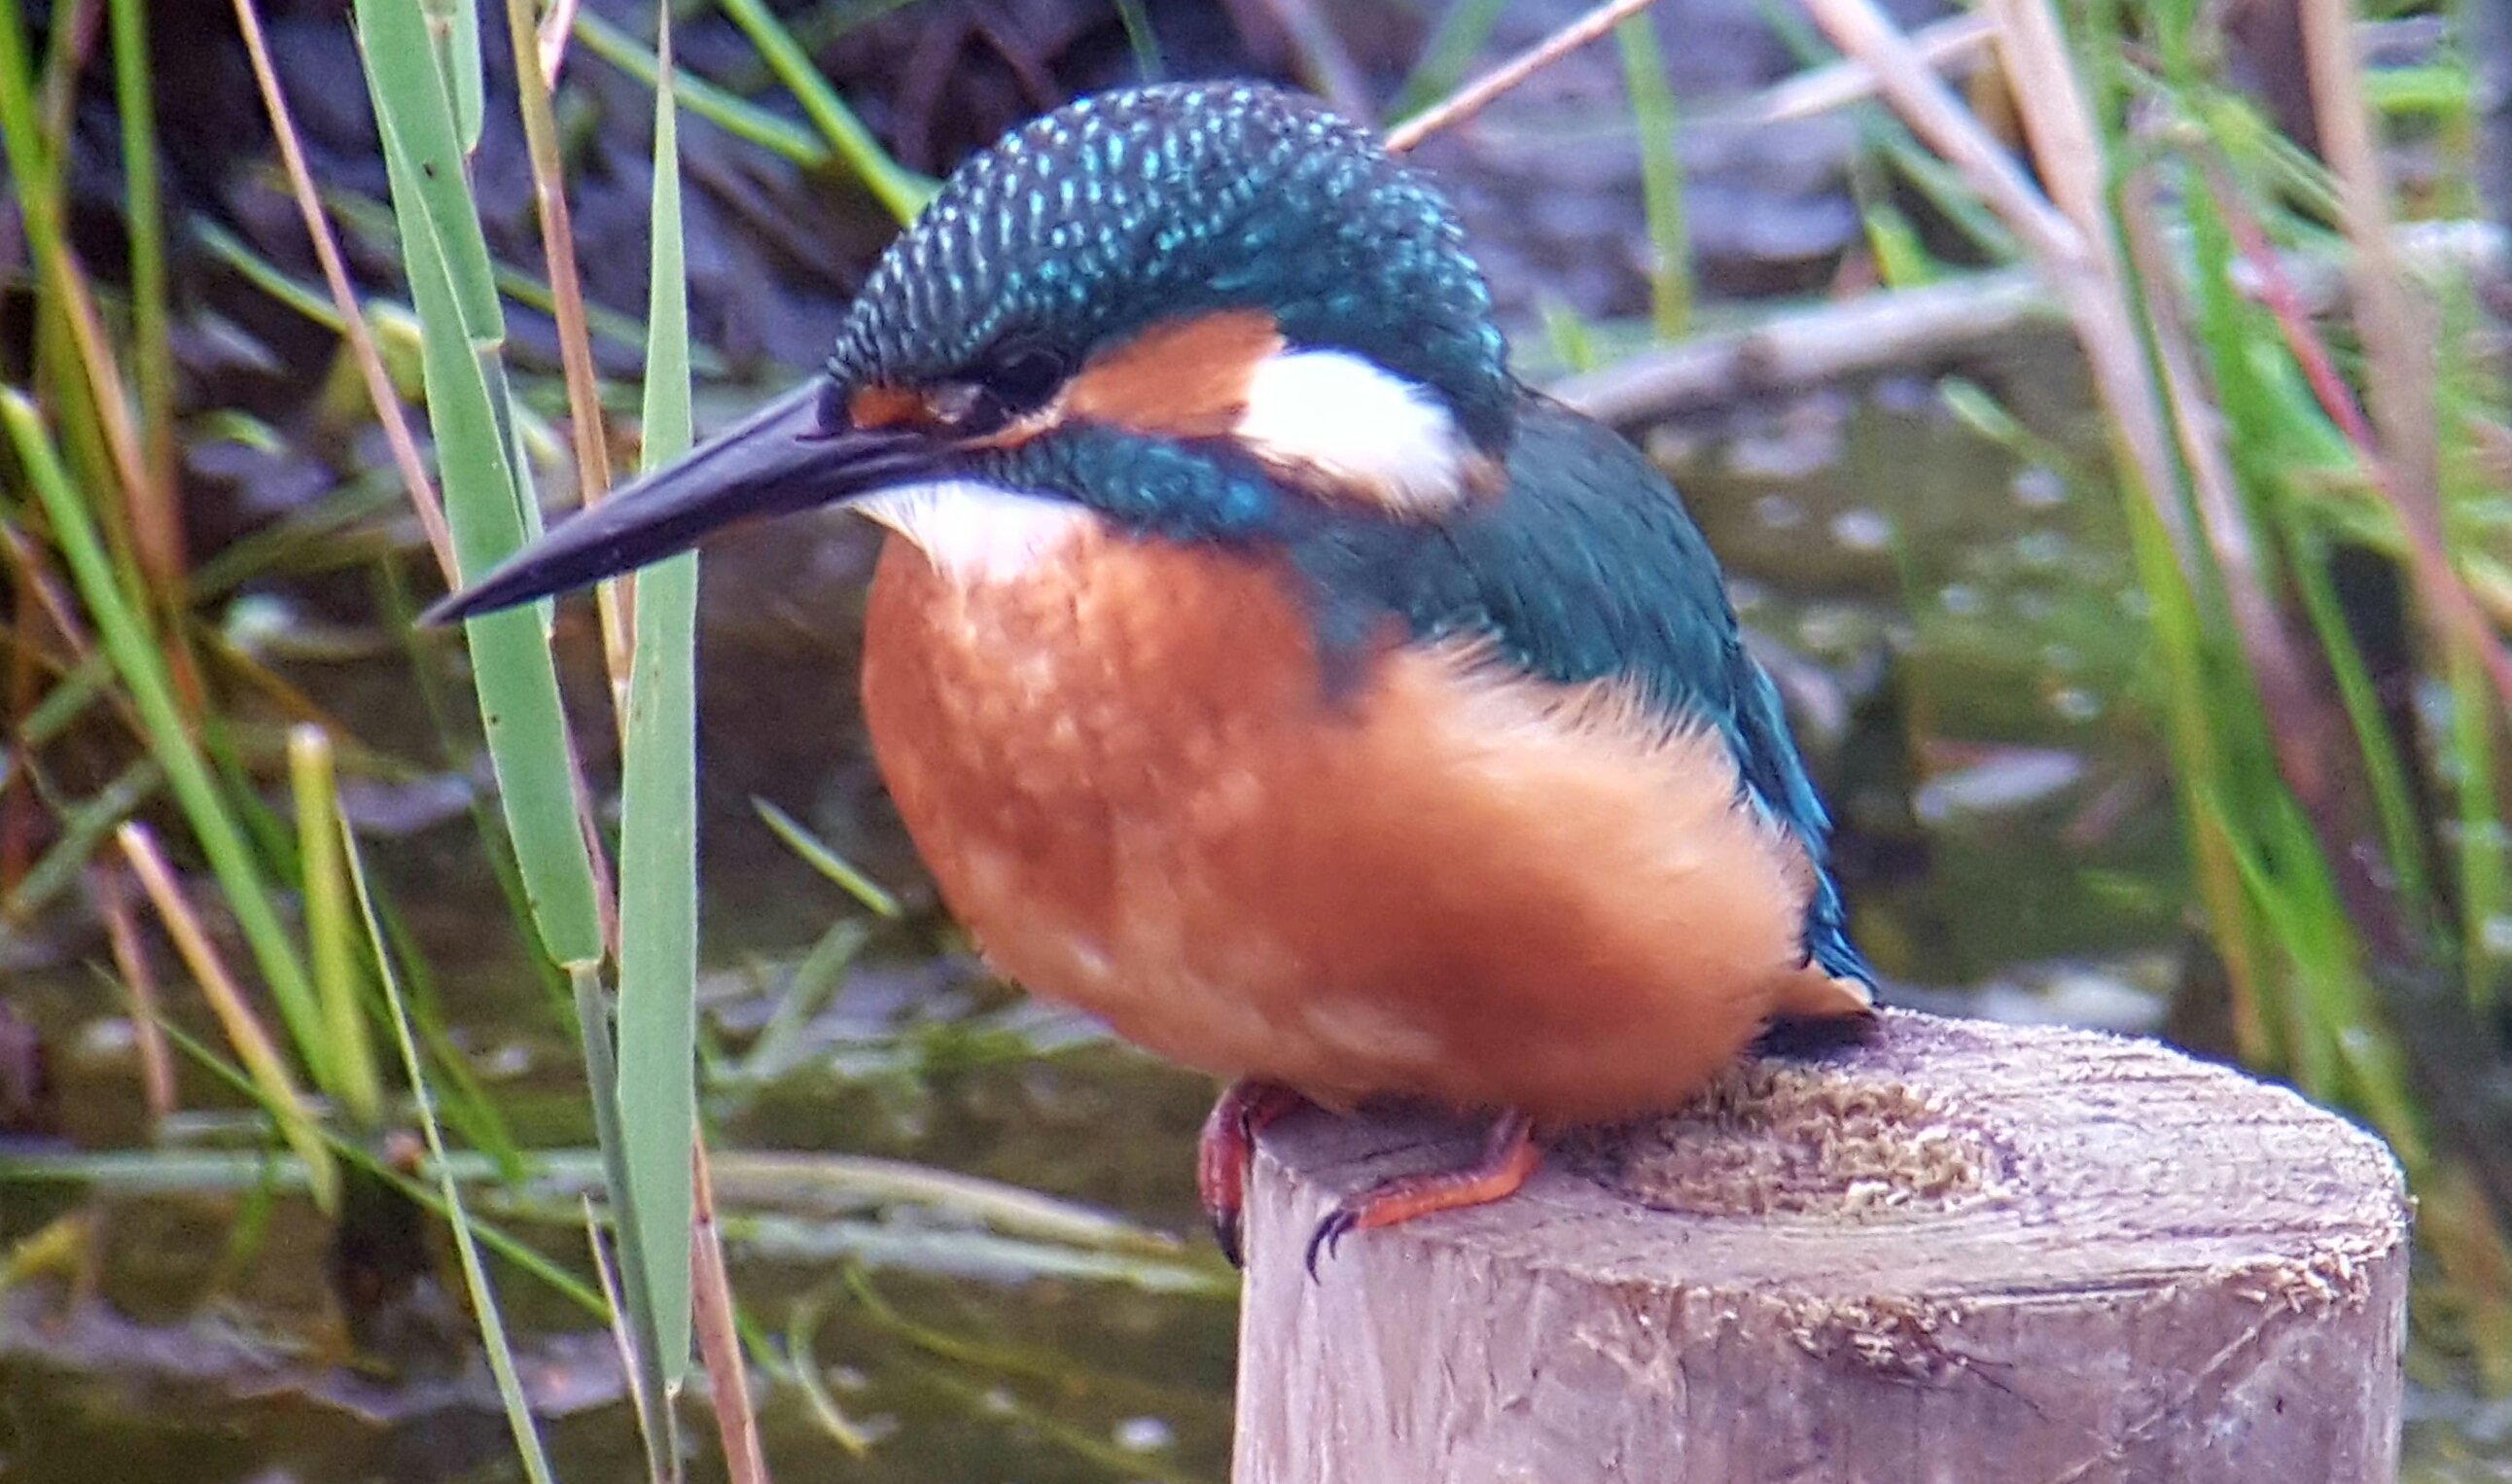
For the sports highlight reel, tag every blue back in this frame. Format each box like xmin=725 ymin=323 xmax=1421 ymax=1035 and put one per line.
xmin=1287 ymin=393 xmax=1874 ymax=988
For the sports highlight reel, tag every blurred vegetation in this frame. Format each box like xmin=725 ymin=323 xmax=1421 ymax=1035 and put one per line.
xmin=0 ymin=0 xmax=2507 ymax=1479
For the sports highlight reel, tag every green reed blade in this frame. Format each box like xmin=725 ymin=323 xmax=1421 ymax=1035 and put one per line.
xmin=353 ymin=0 xmax=602 ymax=968
xmin=432 ymin=0 xmax=485 ymax=155
xmin=617 ymin=16 xmax=700 ymax=1392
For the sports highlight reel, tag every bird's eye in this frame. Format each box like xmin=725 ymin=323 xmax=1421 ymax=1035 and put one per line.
xmin=926 ymin=341 xmax=1071 ymax=440
xmin=977 ymin=341 xmax=1069 ymax=415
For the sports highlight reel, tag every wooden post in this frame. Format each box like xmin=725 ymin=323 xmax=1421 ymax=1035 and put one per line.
xmin=1234 ymin=1009 xmax=2409 ymax=1484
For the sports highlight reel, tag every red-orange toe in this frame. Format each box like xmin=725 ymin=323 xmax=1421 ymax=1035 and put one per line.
xmin=1305 ymin=1109 xmax=1540 ymax=1277
xmin=1198 ymin=1079 xmax=1307 ymax=1267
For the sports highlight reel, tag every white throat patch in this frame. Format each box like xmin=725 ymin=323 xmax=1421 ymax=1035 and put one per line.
xmin=853 ymin=480 xmax=1096 ymax=583
xmin=1233 ymin=348 xmax=1470 ymax=514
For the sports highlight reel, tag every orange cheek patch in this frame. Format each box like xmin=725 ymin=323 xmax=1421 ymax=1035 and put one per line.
xmin=1065 ymin=309 xmax=1286 ymax=440
xmin=847 ymin=384 xmax=927 ymax=431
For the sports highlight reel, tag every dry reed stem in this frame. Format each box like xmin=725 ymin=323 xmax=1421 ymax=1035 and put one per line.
xmin=1718 ymin=11 xmax=1996 ymax=128
xmin=35 ymin=0 xmax=99 ymax=144
xmin=1977 ymin=0 xmax=2180 ymax=543
xmin=28 ymin=231 xmax=165 ymax=585
xmin=501 ymin=0 xmax=632 ymax=712
xmin=1798 ymin=0 xmax=2187 ymax=564
xmin=230 ymin=0 xmax=456 ymax=585
xmin=1793 ymin=0 xmax=2083 ymax=267
xmin=90 ymin=863 xmax=177 ymax=1122
xmin=2301 ymin=0 xmax=2512 ymax=711
xmin=539 ymin=0 xmax=583 ymax=88
xmin=115 ymin=821 xmax=336 ymax=1208
xmin=24 ymin=0 xmax=177 ymax=592
xmin=691 ymin=1137 xmax=768 ymax=1484
xmin=1384 ymin=0 xmax=1667 ymax=154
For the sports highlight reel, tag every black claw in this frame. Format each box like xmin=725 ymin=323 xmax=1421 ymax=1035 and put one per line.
xmin=1212 ymin=1208 xmax=1246 ymax=1269
xmin=1303 ymin=1208 xmax=1356 ymax=1280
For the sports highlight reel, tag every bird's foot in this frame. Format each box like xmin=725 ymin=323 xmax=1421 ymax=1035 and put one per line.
xmin=1197 ymin=1079 xmax=1306 ymax=1267
xmin=1304 ymin=1109 xmax=1540 ymax=1278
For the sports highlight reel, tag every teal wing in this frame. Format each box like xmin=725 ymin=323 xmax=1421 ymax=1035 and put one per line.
xmin=1290 ymin=392 xmax=1872 ymax=985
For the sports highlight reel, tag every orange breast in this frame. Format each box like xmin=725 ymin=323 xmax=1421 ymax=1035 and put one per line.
xmin=858 ymin=522 xmax=1859 ymax=1125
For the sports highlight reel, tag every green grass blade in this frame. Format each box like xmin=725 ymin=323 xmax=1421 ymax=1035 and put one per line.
xmin=574 ymin=962 xmax=682 ymax=1481
xmin=617 ymin=21 xmax=700 ymax=1391
xmin=1112 ymin=0 xmax=1163 ymax=81
xmin=1 ymin=393 xmax=325 ymax=1071
xmin=570 ymin=10 xmax=828 ymax=168
xmin=1613 ymin=12 xmax=1691 ymax=339
xmin=354 ymin=0 xmax=603 ymax=967
xmin=289 ymin=725 xmax=383 ymax=1129
xmin=341 ymin=818 xmax=559 ymax=1484
xmin=106 ymin=0 xmax=173 ymax=501
xmin=753 ymin=795 xmax=902 ymax=918
xmin=715 ymin=0 xmax=936 ymax=224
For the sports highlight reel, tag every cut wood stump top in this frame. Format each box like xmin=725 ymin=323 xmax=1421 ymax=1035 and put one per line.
xmin=1234 ymin=1008 xmax=2411 ymax=1484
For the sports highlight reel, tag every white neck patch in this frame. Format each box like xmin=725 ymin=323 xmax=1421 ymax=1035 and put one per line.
xmin=1233 ymin=348 xmax=1471 ymax=514
xmin=854 ymin=480 xmax=1096 ymax=583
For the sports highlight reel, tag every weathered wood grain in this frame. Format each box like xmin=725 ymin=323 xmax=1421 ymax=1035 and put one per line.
xmin=1234 ymin=1009 xmax=2408 ymax=1483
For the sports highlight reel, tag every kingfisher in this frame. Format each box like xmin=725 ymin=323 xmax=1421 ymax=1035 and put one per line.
xmin=431 ymin=81 xmax=1876 ymax=1270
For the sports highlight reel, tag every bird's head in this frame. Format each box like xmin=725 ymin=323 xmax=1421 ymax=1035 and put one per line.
xmin=432 ymin=82 xmax=1513 ymax=621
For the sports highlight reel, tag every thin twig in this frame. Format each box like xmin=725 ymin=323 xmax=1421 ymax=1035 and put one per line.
xmin=691 ymin=1137 xmax=767 ymax=1484
xmin=1385 ymin=0 xmax=1664 ymax=154
xmin=230 ymin=0 xmax=456 ymax=585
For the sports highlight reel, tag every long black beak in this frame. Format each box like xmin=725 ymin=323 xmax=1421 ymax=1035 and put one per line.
xmin=420 ymin=382 xmax=937 ymax=626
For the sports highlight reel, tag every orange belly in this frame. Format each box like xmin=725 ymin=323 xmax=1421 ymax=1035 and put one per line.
xmin=858 ymin=522 xmax=1855 ymax=1124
